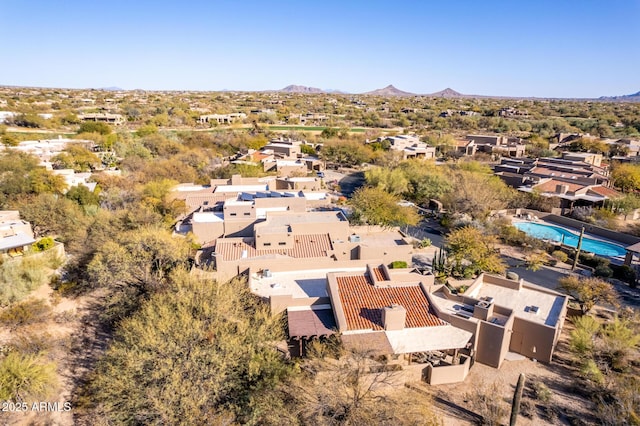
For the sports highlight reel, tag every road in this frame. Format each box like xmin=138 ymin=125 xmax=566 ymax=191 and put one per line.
xmin=321 ymin=169 xmax=366 ymax=198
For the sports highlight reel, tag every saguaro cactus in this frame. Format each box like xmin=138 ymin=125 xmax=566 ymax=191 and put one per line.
xmin=509 ymin=373 xmax=526 ymax=426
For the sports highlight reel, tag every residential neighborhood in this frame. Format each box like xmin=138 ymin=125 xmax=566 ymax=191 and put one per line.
xmin=1 ymin=2 xmax=640 ymax=423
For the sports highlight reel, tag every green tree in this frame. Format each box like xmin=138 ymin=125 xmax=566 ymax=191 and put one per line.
xmin=350 ymin=187 xmax=419 ymax=228
xmin=320 ymin=139 xmax=373 ymax=167
xmin=398 ymin=160 xmax=452 ymax=204
xmin=364 ymin=166 xmax=409 ymax=195
xmin=444 ymin=170 xmax=515 ymax=219
xmin=12 ymin=113 xmax=45 ymax=129
xmin=558 ymin=276 xmax=618 ymax=314
xmin=52 ymin=145 xmax=102 ymax=172
xmin=446 ymin=226 xmax=506 ymax=276
xmin=611 ymin=163 xmax=640 ymax=193
xmin=78 ymin=121 xmax=112 ymax=135
xmin=80 ymin=272 xmax=291 ymax=424
xmin=66 ymin=184 xmax=100 ymax=207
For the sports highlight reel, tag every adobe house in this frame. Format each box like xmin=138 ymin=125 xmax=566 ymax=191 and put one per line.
xmin=272 ymin=267 xmax=568 ymax=385
xmin=427 ymin=274 xmax=568 ymax=367
xmin=0 ymin=211 xmax=36 ymax=257
xmin=207 ymin=211 xmax=414 ymax=282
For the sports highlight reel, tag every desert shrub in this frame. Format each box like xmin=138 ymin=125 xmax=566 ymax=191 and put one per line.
xmin=519 ymin=399 xmax=534 ymax=418
xmin=578 ymin=254 xmax=610 ymax=269
xmin=32 ymin=237 xmax=55 ymax=252
xmin=579 ymin=358 xmax=605 ymax=384
xmin=594 ymin=265 xmax=613 ymax=278
xmin=389 ymin=261 xmax=408 ymax=269
xmin=611 ymin=264 xmax=637 ymax=285
xmin=0 ymin=352 xmax=57 ymax=401
xmin=551 ymin=250 xmax=569 ymax=263
xmin=8 ymin=331 xmax=53 ymax=355
xmin=464 ymin=382 xmax=508 ymax=426
xmin=0 ymin=299 xmax=51 ymax=330
xmin=0 ymin=257 xmax=48 ymax=305
xmin=570 ymin=315 xmax=600 ymax=356
xmin=533 ymin=382 xmax=553 ymax=403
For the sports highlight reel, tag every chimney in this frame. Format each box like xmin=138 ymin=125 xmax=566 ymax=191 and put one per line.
xmin=382 ymin=304 xmax=406 ymax=331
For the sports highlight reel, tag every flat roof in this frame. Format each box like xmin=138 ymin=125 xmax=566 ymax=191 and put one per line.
xmin=261 ymin=211 xmax=346 ymax=227
xmin=250 ymin=267 xmax=364 ymax=299
xmin=0 ymin=233 xmax=36 ymax=251
xmin=336 ymin=274 xmax=446 ymax=331
xmin=468 ymin=281 xmax=565 ymax=327
xmin=214 ymin=184 xmax=268 ymax=193
xmin=385 ymin=326 xmax=473 ymax=353
xmin=428 ymin=290 xmax=510 ymax=325
xmin=357 ymin=231 xmax=409 ymax=247
xmin=192 ymin=212 xmax=224 ymax=223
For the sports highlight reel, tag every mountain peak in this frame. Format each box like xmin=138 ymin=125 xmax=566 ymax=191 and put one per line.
xmin=598 ymin=90 xmax=640 ymax=102
xmin=280 ymin=84 xmax=325 ymax=93
xmin=428 ymin=87 xmax=465 ymax=98
xmin=363 ymin=84 xmax=415 ymax=97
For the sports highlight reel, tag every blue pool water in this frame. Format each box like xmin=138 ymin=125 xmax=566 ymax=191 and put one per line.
xmin=514 ymin=222 xmax=627 ymax=257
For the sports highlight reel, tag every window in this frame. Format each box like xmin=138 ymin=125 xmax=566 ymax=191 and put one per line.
xmin=278 ymin=242 xmax=286 ymax=246
xmin=264 ymin=243 xmax=271 ymax=247
xmin=229 ymin=213 xmax=237 ymax=217
xmin=244 ymin=212 xmax=251 ymax=216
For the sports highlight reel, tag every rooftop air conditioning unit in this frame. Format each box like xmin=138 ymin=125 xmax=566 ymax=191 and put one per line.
xmin=349 ymin=235 xmax=361 ymax=243
xmin=263 ymin=269 xmax=272 ymax=278
xmin=530 ymin=306 xmax=540 ymax=314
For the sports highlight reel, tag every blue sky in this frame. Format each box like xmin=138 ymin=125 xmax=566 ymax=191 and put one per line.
xmin=1 ymin=0 xmax=638 ymax=97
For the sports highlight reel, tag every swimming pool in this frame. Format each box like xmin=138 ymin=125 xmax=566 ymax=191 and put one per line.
xmin=514 ymin=222 xmax=627 ymax=257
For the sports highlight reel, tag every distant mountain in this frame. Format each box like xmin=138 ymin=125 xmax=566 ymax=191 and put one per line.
xmin=363 ymin=84 xmax=416 ymax=97
xmin=598 ymin=90 xmax=640 ymax=102
xmin=427 ymin=87 xmax=466 ymax=98
xmin=100 ymin=86 xmax=124 ymax=91
xmin=279 ymin=85 xmax=325 ymax=94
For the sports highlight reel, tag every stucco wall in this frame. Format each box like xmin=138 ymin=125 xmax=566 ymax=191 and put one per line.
xmin=425 ymin=354 xmax=471 ymax=385
xmin=475 ymin=318 xmax=513 ymax=368
xmin=510 ymin=318 xmax=557 ymax=363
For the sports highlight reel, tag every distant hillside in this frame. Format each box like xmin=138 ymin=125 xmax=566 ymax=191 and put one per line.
xmin=279 ymin=85 xmax=325 ymax=94
xmin=100 ymin=86 xmax=124 ymax=91
xmin=598 ymin=90 xmax=640 ymax=102
xmin=426 ymin=88 xmax=465 ymax=98
xmin=363 ymin=84 xmax=416 ymax=97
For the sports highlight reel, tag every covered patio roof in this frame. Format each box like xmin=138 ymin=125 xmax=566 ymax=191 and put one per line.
xmin=287 ymin=307 xmax=336 ymax=339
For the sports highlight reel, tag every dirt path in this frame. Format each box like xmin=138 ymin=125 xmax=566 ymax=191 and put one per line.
xmin=2 ymin=283 xmax=111 ymax=426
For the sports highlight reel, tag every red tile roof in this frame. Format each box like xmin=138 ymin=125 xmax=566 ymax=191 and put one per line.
xmin=534 ymin=179 xmax=584 ymax=193
xmin=215 ymin=233 xmax=332 ymax=261
xmin=185 ymin=193 xmax=230 ymax=209
xmin=336 ymin=275 xmax=446 ymax=331
xmin=287 ymin=309 xmax=336 ymax=338
xmin=372 ymin=266 xmax=386 ymax=282
xmin=587 ymin=186 xmax=621 ymax=198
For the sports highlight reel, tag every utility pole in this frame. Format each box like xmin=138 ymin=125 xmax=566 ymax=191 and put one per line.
xmin=572 ymin=226 xmax=585 ymax=271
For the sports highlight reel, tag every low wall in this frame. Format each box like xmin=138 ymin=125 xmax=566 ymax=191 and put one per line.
xmin=270 ymin=295 xmax=330 ymax=314
xmin=425 ymin=355 xmax=471 ymax=385
xmin=482 ymin=273 xmax=522 ymax=291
